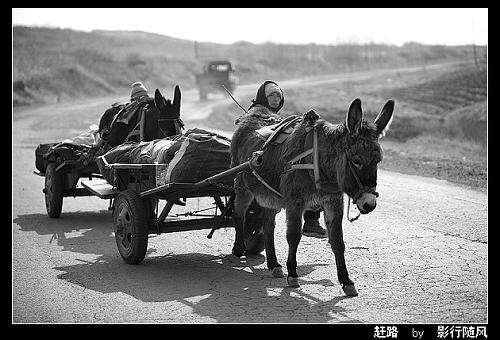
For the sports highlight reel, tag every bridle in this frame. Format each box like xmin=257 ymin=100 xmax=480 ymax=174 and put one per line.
xmin=345 ymin=154 xmax=379 ymax=222
xmin=158 ymin=117 xmax=184 ymax=137
xmin=346 ymin=155 xmax=379 ymax=204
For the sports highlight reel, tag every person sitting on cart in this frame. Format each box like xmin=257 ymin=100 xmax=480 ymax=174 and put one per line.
xmin=130 ymin=81 xmax=151 ymax=101
xmin=240 ymin=80 xmax=327 ymax=239
xmin=98 ymin=81 xmax=153 ymax=141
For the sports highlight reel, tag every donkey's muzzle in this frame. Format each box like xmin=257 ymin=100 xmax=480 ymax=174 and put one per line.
xmin=356 ymin=192 xmax=377 ymax=214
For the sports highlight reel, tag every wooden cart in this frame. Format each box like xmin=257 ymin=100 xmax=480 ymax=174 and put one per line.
xmin=78 ymin=154 xmax=263 ymax=264
xmin=34 ymin=130 xmax=265 ymax=264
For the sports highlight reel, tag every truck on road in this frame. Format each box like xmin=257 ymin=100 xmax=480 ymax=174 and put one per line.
xmin=195 ymin=60 xmax=237 ymax=101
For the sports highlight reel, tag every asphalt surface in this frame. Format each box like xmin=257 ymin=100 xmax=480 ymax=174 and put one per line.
xmin=13 ymin=73 xmax=487 ymax=323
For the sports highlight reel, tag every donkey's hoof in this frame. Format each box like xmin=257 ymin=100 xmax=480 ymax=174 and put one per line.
xmin=232 ymin=246 xmax=245 ymax=258
xmin=287 ymin=276 xmax=300 ymax=288
xmin=342 ymin=284 xmax=358 ymax=296
xmin=271 ymin=267 xmax=284 ymax=278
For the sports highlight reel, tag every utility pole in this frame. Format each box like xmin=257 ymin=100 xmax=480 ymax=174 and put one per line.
xmin=472 ymin=20 xmax=478 ymax=66
xmin=194 ymin=40 xmax=200 ymax=59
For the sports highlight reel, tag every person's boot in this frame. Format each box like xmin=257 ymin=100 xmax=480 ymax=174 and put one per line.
xmin=302 ymin=210 xmax=327 ymax=238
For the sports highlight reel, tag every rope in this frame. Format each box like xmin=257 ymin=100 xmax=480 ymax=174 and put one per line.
xmin=347 ymin=197 xmax=361 ymax=223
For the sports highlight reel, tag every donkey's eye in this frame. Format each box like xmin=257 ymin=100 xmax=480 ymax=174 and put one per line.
xmin=352 ymin=158 xmax=363 ymax=168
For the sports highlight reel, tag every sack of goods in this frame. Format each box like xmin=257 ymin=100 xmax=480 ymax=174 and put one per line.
xmin=96 ymin=128 xmax=234 ymax=188
xmin=35 ymin=124 xmax=101 ymax=173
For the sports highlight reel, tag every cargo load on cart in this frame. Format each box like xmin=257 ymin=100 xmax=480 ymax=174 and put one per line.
xmin=95 ymin=128 xmax=234 ymax=189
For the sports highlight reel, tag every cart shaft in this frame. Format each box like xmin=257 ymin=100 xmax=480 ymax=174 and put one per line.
xmin=140 ymin=159 xmax=252 ymax=198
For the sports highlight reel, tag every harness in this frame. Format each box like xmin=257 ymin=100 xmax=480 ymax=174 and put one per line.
xmin=124 ymin=104 xmax=149 ymax=142
xmin=110 ymin=96 xmax=149 ymax=127
xmin=125 ymin=107 xmax=184 ymax=143
xmin=249 ymin=116 xmax=300 ymax=197
xmin=107 ymin=96 xmax=184 ymax=143
xmin=249 ymin=115 xmax=340 ymax=198
xmin=248 ymin=114 xmax=378 ymax=211
xmin=283 ymin=126 xmax=340 ymax=194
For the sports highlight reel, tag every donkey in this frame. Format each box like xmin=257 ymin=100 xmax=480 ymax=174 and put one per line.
xmin=230 ymin=98 xmax=394 ymax=296
xmin=99 ymin=86 xmax=184 ymax=147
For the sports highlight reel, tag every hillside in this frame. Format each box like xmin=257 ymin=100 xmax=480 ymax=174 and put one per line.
xmin=375 ymin=63 xmax=487 ymax=143
xmin=202 ymin=60 xmax=487 ymax=188
xmin=13 ymin=26 xmax=484 ymax=107
xmin=13 ymin=27 xmax=198 ymax=105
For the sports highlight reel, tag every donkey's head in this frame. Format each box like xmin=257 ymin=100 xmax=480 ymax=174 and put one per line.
xmin=337 ymin=98 xmax=394 ymax=214
xmin=154 ymin=85 xmax=184 ymax=137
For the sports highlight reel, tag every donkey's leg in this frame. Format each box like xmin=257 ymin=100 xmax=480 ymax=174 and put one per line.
xmin=262 ymin=208 xmax=283 ymax=277
xmin=232 ymin=176 xmax=254 ymax=257
xmin=324 ymin=197 xmax=358 ymax=296
xmin=285 ymin=208 xmax=303 ymax=287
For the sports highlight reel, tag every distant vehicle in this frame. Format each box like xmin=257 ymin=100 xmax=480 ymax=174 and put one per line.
xmin=195 ymin=60 xmax=237 ymax=101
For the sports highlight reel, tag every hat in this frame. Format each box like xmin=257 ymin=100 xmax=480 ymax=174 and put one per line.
xmin=130 ymin=82 xmax=149 ymax=99
xmin=264 ymin=82 xmax=282 ymax=98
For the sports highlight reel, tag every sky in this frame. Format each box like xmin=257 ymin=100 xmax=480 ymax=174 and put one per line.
xmin=12 ymin=8 xmax=488 ymax=46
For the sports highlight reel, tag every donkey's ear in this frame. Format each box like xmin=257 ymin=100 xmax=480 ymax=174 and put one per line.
xmin=173 ymin=85 xmax=181 ymax=112
xmin=374 ymin=100 xmax=395 ymax=137
xmin=154 ymin=89 xmax=164 ymax=110
xmin=346 ymin=98 xmax=363 ymax=136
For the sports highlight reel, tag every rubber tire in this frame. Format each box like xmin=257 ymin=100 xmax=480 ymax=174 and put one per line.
xmin=44 ymin=162 xmax=63 ymax=218
xmin=114 ymin=190 xmax=149 ymax=264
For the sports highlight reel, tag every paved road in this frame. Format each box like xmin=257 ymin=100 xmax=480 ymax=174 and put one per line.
xmin=13 ymin=70 xmax=487 ymax=323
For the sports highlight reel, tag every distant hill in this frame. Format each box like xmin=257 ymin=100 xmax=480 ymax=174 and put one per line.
xmin=13 ymin=27 xmax=199 ymax=105
xmin=13 ymin=26 xmax=485 ymax=106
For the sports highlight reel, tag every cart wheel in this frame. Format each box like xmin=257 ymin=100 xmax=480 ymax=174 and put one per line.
xmin=244 ymin=200 xmax=265 ymax=254
xmin=44 ymin=163 xmax=63 ymax=218
xmin=114 ymin=190 xmax=148 ymax=264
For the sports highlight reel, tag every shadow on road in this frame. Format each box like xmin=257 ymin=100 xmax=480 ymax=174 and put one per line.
xmin=14 ymin=211 xmax=115 ymax=256
xmin=53 ymin=253 xmax=355 ymax=323
xmin=14 ymin=212 xmax=357 ymax=323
